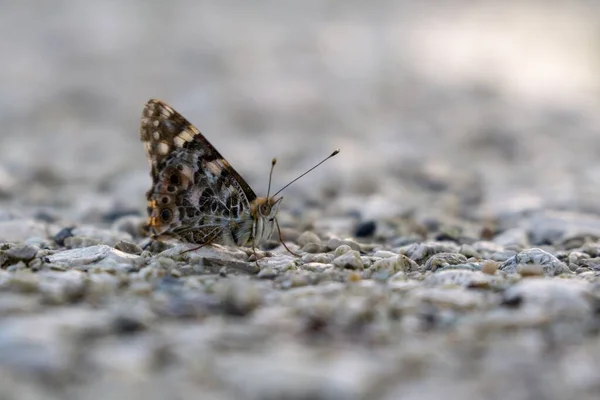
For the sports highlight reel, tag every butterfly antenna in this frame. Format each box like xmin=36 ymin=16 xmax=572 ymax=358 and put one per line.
xmin=273 ymin=149 xmax=340 ymax=197
xmin=266 ymin=158 xmax=277 ymax=198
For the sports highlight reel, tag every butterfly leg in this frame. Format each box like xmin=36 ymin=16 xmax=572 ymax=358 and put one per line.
xmin=275 ymin=218 xmax=301 ymax=257
xmin=181 ymin=243 xmax=211 ymax=254
xmin=251 ymin=244 xmax=263 ymax=269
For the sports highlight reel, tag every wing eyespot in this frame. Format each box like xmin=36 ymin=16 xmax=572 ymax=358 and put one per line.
xmin=169 ymin=174 xmax=181 ymax=185
xmin=160 ymin=209 xmax=173 ymax=222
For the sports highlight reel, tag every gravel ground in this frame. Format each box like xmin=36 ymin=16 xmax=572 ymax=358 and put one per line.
xmin=2 ymin=1 xmax=600 ymax=399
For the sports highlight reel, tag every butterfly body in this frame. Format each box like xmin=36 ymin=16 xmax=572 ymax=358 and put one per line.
xmin=140 ymin=99 xmax=280 ymax=248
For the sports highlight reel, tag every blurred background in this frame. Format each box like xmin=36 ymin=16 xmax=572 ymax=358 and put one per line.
xmin=1 ymin=0 xmax=600 ymax=228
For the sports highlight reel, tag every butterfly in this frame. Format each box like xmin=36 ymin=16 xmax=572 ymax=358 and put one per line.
xmin=140 ymin=99 xmax=338 ymax=255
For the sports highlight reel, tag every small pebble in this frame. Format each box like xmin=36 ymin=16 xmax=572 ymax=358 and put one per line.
xmin=3 ymin=244 xmax=39 ymax=264
xmin=332 ymin=251 xmax=364 ymax=270
xmin=114 ymin=240 xmax=143 ymax=255
xmin=326 ymin=237 xmax=342 ymax=251
xmin=500 ymin=248 xmax=569 ymax=276
xmin=517 ymin=264 xmax=545 ymax=277
xmin=297 ymin=231 xmax=321 ymax=247
xmin=334 ymin=245 xmax=353 ymax=257
xmin=459 ymin=244 xmax=481 ymax=259
xmin=423 ymin=253 xmax=468 ymax=272
xmin=368 ymin=257 xmax=401 ymax=277
xmin=53 ymin=227 xmax=75 ymax=247
xmin=481 ymin=260 xmax=499 ymax=275
xmin=301 ymin=243 xmax=327 ymax=254
xmin=354 ymin=220 xmax=376 ymax=238
xmin=347 ymin=271 xmax=362 ymax=282
xmin=301 ymin=253 xmax=335 ymax=264
xmin=373 ymin=250 xmax=397 ymax=259
xmin=257 ymin=267 xmax=278 ymax=279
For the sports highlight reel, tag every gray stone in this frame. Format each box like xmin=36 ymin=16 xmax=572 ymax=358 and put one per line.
xmin=373 ymin=250 xmax=398 ymax=259
xmin=45 ymin=245 xmax=142 ymax=272
xmin=114 ymin=240 xmax=143 ymax=255
xmin=424 ymin=270 xmax=503 ymax=289
xmin=367 ymin=255 xmax=417 ymax=279
xmin=396 ymin=254 xmax=420 ymax=273
xmin=398 ymin=241 xmax=461 ymax=264
xmin=168 ymin=244 xmax=257 ymax=274
xmin=259 ymin=255 xmax=296 ymax=272
xmin=436 ymin=262 xmax=484 ymax=272
xmin=326 ymin=237 xmax=342 ymax=251
xmin=333 ymin=244 xmax=353 ymax=257
xmin=327 ymin=237 xmax=361 ymax=252
xmin=499 ymin=248 xmax=570 ymax=276
xmin=302 ymin=262 xmax=333 ymax=273
xmin=459 ymin=244 xmax=481 ymax=259
xmin=366 ymin=257 xmax=400 ymax=279
xmin=4 ymin=244 xmax=39 ymax=263
xmin=332 ymin=251 xmax=364 ymax=270
xmin=339 ymin=239 xmax=362 ymax=251
xmin=297 ymin=231 xmax=321 ymax=247
xmin=301 ymin=253 xmax=335 ymax=264
xmin=423 ymin=252 xmax=468 ymax=272
xmin=502 ymin=279 xmax=593 ymax=321
xmin=257 ymin=267 xmax=278 ymax=279
xmin=301 ymin=243 xmax=328 ymax=253
xmin=567 ymin=251 xmax=591 ymax=270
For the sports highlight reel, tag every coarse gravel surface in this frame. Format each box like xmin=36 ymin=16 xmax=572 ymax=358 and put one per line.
xmin=2 ymin=1 xmax=600 ymax=399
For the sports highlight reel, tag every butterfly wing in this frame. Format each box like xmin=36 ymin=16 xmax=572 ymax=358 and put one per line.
xmin=140 ymin=99 xmax=257 ymax=245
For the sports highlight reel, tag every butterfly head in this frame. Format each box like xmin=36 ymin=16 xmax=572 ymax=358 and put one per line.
xmin=250 ymin=196 xmax=283 ymax=244
xmin=246 ymin=149 xmax=340 ymax=248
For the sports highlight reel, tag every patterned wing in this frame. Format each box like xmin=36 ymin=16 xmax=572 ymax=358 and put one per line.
xmin=140 ymin=99 xmax=257 ymax=244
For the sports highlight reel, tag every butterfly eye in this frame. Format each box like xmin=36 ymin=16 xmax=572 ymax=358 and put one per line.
xmin=260 ymin=204 xmax=271 ymax=215
xmin=160 ymin=209 xmax=172 ymax=222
